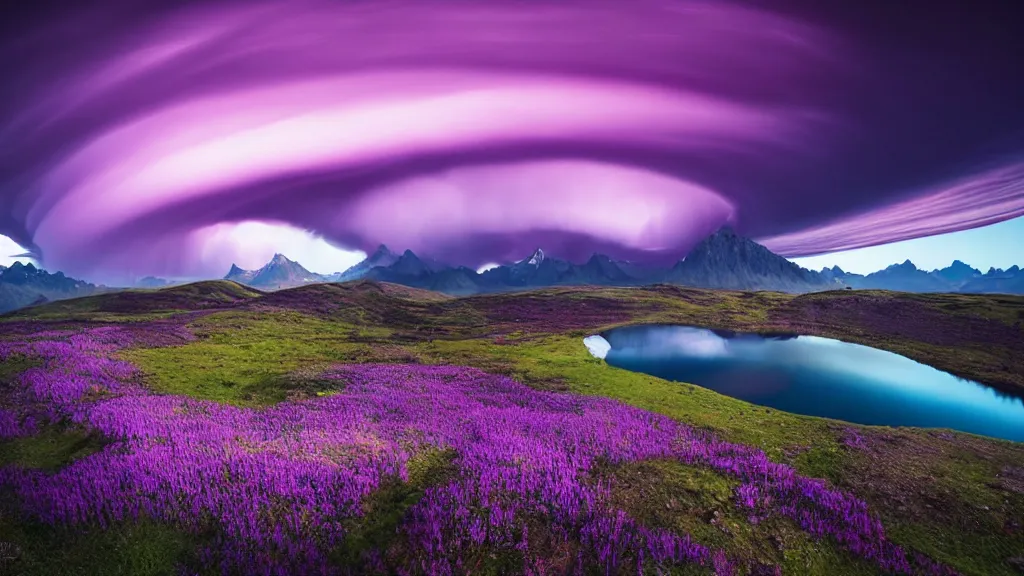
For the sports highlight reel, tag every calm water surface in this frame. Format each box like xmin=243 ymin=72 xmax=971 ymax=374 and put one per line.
xmin=585 ymin=325 xmax=1024 ymax=442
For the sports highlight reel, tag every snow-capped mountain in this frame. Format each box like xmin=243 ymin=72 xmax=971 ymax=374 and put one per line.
xmin=224 ymin=253 xmax=324 ymax=289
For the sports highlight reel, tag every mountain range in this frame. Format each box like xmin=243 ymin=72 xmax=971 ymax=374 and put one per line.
xmin=3 ymin=228 xmax=1022 ymax=314
xmin=0 ymin=261 xmax=102 ymax=313
xmin=217 ymin=227 xmax=1024 ymax=296
xmin=820 ymin=259 xmax=1024 ymax=294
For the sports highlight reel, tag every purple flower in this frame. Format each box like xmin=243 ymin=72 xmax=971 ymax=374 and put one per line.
xmin=0 ymin=325 xmax=954 ymax=575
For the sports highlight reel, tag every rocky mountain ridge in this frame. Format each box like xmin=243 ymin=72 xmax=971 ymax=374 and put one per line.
xmin=224 ymin=253 xmax=323 ymax=289
xmin=823 ymin=259 xmax=1022 ymax=293
xmin=7 ymin=228 xmax=1021 ymax=315
xmin=306 ymin=227 xmax=843 ymax=295
xmin=0 ymin=261 xmax=101 ymax=313
xmin=216 ymin=227 xmax=1024 ymax=295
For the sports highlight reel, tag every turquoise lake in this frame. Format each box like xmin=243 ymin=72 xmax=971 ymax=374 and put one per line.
xmin=585 ymin=325 xmax=1024 ymax=442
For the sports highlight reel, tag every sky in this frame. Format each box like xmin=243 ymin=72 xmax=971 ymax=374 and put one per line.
xmin=0 ymin=234 xmax=32 ymax=268
xmin=4 ymin=216 xmax=1022 ymax=280
xmin=1 ymin=223 xmax=367 ymax=278
xmin=0 ymin=0 xmax=1022 ymax=284
xmin=790 ymin=216 xmax=1024 ymax=275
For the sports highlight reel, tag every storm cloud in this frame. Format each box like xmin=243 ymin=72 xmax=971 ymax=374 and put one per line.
xmin=1 ymin=0 xmax=1022 ymax=279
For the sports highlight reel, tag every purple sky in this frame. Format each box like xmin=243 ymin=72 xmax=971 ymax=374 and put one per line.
xmin=1 ymin=0 xmax=1022 ymax=282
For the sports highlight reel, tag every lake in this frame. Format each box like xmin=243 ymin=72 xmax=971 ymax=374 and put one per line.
xmin=584 ymin=325 xmax=1024 ymax=442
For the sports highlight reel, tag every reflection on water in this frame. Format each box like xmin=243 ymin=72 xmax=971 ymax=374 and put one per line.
xmin=588 ymin=325 xmax=1024 ymax=442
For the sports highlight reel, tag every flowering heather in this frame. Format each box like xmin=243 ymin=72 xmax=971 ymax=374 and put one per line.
xmin=472 ymin=293 xmax=640 ymax=333
xmin=0 ymin=327 xmax=954 ymax=575
xmin=0 ymin=407 xmax=38 ymax=439
xmin=842 ymin=428 xmax=869 ymax=451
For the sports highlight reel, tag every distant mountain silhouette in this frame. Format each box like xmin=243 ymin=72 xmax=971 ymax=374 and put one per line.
xmin=136 ymin=276 xmax=171 ymax=288
xmin=829 ymin=259 xmax=949 ymax=292
xmin=958 ymin=265 xmax=1024 ymax=294
xmin=572 ymin=254 xmax=633 ymax=284
xmin=387 ymin=250 xmax=432 ymax=277
xmin=223 ymin=253 xmax=324 ymax=289
xmin=667 ymin=227 xmax=835 ymax=292
xmin=819 ymin=265 xmax=846 ymax=283
xmin=348 ymin=227 xmax=840 ymax=294
xmin=932 ymin=260 xmax=982 ymax=286
xmin=335 ymin=228 xmax=1022 ymax=296
xmin=0 ymin=261 xmax=100 ymax=313
xmin=8 ymin=228 xmax=1024 ymax=316
xmin=358 ymin=249 xmax=474 ymax=295
xmin=820 ymin=259 xmax=1024 ymax=293
xmin=477 ymin=248 xmax=576 ymax=288
xmin=368 ymin=262 xmax=481 ymax=295
xmin=327 ymin=244 xmax=399 ymax=282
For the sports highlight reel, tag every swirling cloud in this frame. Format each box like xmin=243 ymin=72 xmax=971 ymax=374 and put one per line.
xmin=761 ymin=161 xmax=1024 ymax=257
xmin=0 ymin=0 xmax=1021 ymax=280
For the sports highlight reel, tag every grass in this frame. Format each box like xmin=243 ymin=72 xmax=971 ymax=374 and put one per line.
xmin=604 ymin=460 xmax=878 ymax=575
xmin=332 ymin=448 xmax=459 ymax=568
xmin=887 ymin=523 xmax=1022 ymax=576
xmin=3 ymin=282 xmax=1024 ymax=574
xmin=0 ymin=516 xmax=194 ymax=576
xmin=0 ymin=426 xmax=107 ymax=470
xmin=120 ymin=311 xmax=396 ymax=405
xmin=902 ymin=291 xmax=1024 ymax=327
xmin=0 ymin=359 xmax=108 ymax=472
xmin=416 ymin=335 xmax=837 ymax=457
xmin=1 ymin=280 xmax=261 ymax=323
xmin=415 ymin=335 xmax=1024 ymax=576
xmin=0 ymin=356 xmax=36 ymax=383
xmin=831 ymin=431 xmax=1024 ymax=576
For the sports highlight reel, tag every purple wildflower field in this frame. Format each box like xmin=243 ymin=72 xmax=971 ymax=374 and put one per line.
xmin=0 ymin=325 xmax=954 ymax=575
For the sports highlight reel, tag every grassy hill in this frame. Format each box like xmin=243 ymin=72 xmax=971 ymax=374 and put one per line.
xmin=1 ymin=282 xmax=1022 ymax=575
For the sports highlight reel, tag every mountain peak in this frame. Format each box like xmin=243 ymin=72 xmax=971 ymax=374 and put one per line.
xmin=223 ymin=253 xmax=321 ymax=287
xmin=371 ymin=244 xmax=393 ymax=257
xmin=668 ymin=226 xmax=831 ymax=292
xmin=932 ymin=260 xmax=981 ymax=284
xmin=886 ymin=259 xmax=917 ymax=271
xmin=943 ymin=260 xmax=979 ymax=273
xmin=0 ymin=262 xmax=94 ymax=305
xmin=331 ymin=244 xmax=401 ymax=282
xmin=224 ymin=263 xmax=256 ymax=283
xmin=378 ymin=249 xmax=430 ymax=277
xmin=526 ymin=248 xmax=545 ymax=266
